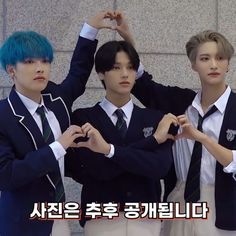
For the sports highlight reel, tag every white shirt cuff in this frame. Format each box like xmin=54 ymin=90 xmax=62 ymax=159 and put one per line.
xmin=136 ymin=62 xmax=144 ymax=79
xmin=49 ymin=141 xmax=66 ymax=161
xmin=80 ymin=22 xmax=99 ymax=41
xmin=223 ymin=151 xmax=236 ymax=181
xmin=105 ymin=144 xmax=114 ymax=158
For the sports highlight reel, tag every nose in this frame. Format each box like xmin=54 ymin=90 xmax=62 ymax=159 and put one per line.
xmin=121 ymin=68 xmax=128 ymax=78
xmin=35 ymin=61 xmax=44 ymax=73
xmin=210 ymin=59 xmax=217 ymax=70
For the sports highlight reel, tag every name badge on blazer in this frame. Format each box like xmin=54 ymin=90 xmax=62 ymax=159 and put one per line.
xmin=226 ymin=129 xmax=236 ymax=142
xmin=143 ymin=127 xmax=154 ymax=138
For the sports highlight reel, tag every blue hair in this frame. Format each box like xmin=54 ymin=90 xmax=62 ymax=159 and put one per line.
xmin=0 ymin=31 xmax=53 ymax=71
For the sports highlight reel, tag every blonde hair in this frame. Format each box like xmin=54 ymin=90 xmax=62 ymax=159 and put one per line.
xmin=186 ymin=30 xmax=234 ymax=63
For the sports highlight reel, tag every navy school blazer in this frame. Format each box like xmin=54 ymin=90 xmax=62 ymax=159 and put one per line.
xmin=65 ymin=103 xmax=173 ymax=227
xmin=0 ymin=36 xmax=97 ymax=236
xmin=132 ymin=71 xmax=236 ymax=230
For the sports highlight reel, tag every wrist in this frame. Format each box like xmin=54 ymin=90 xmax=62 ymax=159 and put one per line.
xmin=103 ymin=143 xmax=111 ymax=155
xmin=197 ymin=132 xmax=208 ymax=144
xmin=153 ymin=134 xmax=162 ymax=144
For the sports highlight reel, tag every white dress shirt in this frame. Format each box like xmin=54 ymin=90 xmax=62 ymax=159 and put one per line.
xmin=173 ymin=86 xmax=236 ymax=184
xmin=16 ymin=91 xmax=66 ymax=180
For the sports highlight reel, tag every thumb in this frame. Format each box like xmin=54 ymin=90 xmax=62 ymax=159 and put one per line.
xmin=175 ymin=133 xmax=184 ymax=140
xmin=77 ymin=141 xmax=89 ymax=148
xmin=100 ymin=24 xmax=113 ymax=30
xmin=167 ymin=134 xmax=175 ymax=141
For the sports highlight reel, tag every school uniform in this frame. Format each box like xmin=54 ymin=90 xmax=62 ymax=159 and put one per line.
xmin=65 ymin=98 xmax=173 ymax=236
xmin=0 ymin=36 xmax=97 ymax=236
xmin=132 ymin=71 xmax=236 ymax=235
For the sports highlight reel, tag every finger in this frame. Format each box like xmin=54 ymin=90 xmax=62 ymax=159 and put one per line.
xmin=164 ymin=116 xmax=178 ymax=126
xmin=178 ymin=117 xmax=188 ymax=125
xmin=181 ymin=124 xmax=191 ymax=129
xmin=177 ymin=114 xmax=186 ymax=119
xmin=70 ymin=142 xmax=79 ymax=148
xmin=166 ymin=134 xmax=175 ymax=140
xmin=71 ymin=125 xmax=83 ymax=133
xmin=175 ymin=133 xmax=184 ymax=140
xmin=82 ymin=125 xmax=93 ymax=135
xmin=76 ymin=141 xmax=89 ymax=148
xmin=87 ymin=129 xmax=96 ymax=138
xmin=101 ymin=25 xmax=113 ymax=30
xmin=72 ymin=133 xmax=85 ymax=140
xmin=163 ymin=114 xmax=178 ymax=125
xmin=82 ymin=122 xmax=92 ymax=130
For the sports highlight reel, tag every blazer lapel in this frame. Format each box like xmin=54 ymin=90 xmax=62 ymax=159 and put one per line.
xmin=43 ymin=93 xmax=70 ymax=133
xmin=8 ymin=89 xmax=45 ymax=149
xmin=125 ymin=105 xmax=140 ymax=139
xmin=93 ymin=104 xmax=122 ymax=143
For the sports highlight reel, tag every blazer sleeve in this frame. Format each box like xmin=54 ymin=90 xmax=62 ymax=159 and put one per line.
xmin=66 ymin=137 xmax=173 ymax=182
xmin=46 ymin=37 xmax=98 ymax=108
xmin=132 ymin=71 xmax=196 ymax=115
xmin=111 ymin=139 xmax=173 ymax=180
xmin=0 ymin=130 xmax=59 ymax=191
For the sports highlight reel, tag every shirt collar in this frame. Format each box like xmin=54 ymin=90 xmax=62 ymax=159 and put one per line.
xmin=15 ymin=90 xmax=47 ymax=115
xmin=99 ymin=97 xmax=134 ymax=119
xmin=192 ymin=86 xmax=231 ymax=115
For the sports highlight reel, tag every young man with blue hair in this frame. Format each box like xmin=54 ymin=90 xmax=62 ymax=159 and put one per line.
xmin=0 ymin=11 xmax=114 ymax=236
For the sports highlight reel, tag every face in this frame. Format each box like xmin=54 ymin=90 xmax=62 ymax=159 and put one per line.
xmin=9 ymin=58 xmax=51 ymax=101
xmin=102 ymin=51 xmax=136 ymax=101
xmin=192 ymin=41 xmax=229 ymax=88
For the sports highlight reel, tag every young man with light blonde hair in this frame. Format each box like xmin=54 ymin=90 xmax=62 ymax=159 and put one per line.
xmin=132 ymin=29 xmax=236 ymax=236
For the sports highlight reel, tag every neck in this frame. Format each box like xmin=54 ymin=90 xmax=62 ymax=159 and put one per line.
xmin=16 ymin=88 xmax=41 ymax=104
xmin=200 ymin=83 xmax=226 ymax=112
xmin=105 ymin=93 xmax=131 ymax=108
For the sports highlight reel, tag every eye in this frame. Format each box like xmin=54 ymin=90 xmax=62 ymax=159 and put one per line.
xmin=126 ymin=64 xmax=134 ymax=70
xmin=216 ymin=56 xmax=224 ymax=60
xmin=200 ymin=57 xmax=209 ymax=61
xmin=112 ymin=65 xmax=120 ymax=70
xmin=42 ymin=58 xmax=50 ymax=63
xmin=23 ymin=59 xmax=34 ymax=64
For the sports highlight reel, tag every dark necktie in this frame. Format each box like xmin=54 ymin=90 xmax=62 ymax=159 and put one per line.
xmin=184 ymin=105 xmax=217 ymax=202
xmin=36 ymin=106 xmax=65 ymax=202
xmin=115 ymin=109 xmax=127 ymax=139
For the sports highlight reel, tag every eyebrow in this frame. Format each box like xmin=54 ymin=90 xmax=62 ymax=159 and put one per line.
xmin=199 ymin=54 xmax=210 ymax=57
xmin=114 ymin=61 xmax=132 ymax=65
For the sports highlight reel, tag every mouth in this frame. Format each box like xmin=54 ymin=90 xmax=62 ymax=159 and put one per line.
xmin=119 ymin=82 xmax=130 ymax=85
xmin=34 ymin=76 xmax=46 ymax=81
xmin=208 ymin=72 xmax=220 ymax=77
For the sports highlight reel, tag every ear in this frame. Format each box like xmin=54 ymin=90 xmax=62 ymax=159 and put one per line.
xmin=226 ymin=61 xmax=230 ymax=73
xmin=6 ymin=65 xmax=16 ymax=78
xmin=98 ymin=72 xmax=105 ymax=81
xmin=191 ymin=63 xmax=197 ymax=72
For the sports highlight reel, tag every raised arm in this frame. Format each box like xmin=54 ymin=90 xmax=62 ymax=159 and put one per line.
xmin=49 ymin=11 xmax=117 ymax=106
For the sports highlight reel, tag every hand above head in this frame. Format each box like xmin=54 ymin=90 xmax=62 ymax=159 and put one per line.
xmin=74 ymin=122 xmax=111 ymax=155
xmin=112 ymin=11 xmax=135 ymax=46
xmin=153 ymin=113 xmax=178 ymax=144
xmin=88 ymin=10 xmax=115 ymax=30
xmin=57 ymin=125 xmax=85 ymax=150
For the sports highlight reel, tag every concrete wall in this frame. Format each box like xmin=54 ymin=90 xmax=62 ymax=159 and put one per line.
xmin=0 ymin=0 xmax=236 ymax=235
